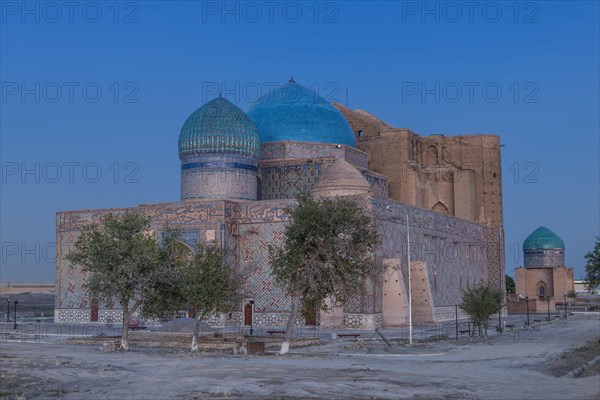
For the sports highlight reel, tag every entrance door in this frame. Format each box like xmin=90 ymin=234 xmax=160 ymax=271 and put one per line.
xmin=244 ymin=303 xmax=253 ymax=325
xmin=91 ymin=298 xmax=98 ymax=322
xmin=304 ymin=301 xmax=317 ymax=326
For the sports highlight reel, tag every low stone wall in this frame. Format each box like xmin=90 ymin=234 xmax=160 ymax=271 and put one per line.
xmin=506 ymin=295 xmax=556 ymax=314
xmin=434 ymin=306 xmax=469 ymax=321
xmin=57 ymin=308 xmax=384 ymax=330
xmin=55 ymin=309 xmax=158 ymax=325
xmin=343 ymin=313 xmax=382 ymax=329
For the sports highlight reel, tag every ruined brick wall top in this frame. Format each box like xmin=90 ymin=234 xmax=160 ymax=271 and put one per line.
xmin=334 ymin=104 xmax=504 ymax=229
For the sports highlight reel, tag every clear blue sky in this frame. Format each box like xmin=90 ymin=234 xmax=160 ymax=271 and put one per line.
xmin=1 ymin=1 xmax=598 ymax=282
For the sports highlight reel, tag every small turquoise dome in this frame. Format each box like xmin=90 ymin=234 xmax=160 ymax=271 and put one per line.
xmin=523 ymin=226 xmax=565 ymax=250
xmin=247 ymin=79 xmax=357 ymax=147
xmin=178 ymin=97 xmax=260 ymax=160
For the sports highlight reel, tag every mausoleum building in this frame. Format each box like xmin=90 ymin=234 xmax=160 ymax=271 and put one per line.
xmin=55 ymin=79 xmax=505 ymax=328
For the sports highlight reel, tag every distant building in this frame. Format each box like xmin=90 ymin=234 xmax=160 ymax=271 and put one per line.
xmin=574 ymin=280 xmax=598 ymax=294
xmin=509 ymin=226 xmax=574 ymax=313
xmin=55 ymin=79 xmax=505 ymax=328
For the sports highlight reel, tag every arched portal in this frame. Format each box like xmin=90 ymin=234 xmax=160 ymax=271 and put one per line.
xmin=537 ymin=281 xmax=547 ymax=299
xmin=244 ymin=301 xmax=253 ymax=326
xmin=432 ymin=201 xmax=449 ymax=214
xmin=426 ymin=145 xmax=439 ymax=165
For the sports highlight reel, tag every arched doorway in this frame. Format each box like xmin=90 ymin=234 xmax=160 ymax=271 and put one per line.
xmin=90 ymin=298 xmax=99 ymax=322
xmin=304 ymin=300 xmax=317 ymax=326
xmin=244 ymin=301 xmax=253 ymax=326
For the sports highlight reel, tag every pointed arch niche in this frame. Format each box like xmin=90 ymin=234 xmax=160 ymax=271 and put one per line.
xmin=432 ymin=201 xmax=449 ymax=214
xmin=426 ymin=145 xmax=439 ymax=165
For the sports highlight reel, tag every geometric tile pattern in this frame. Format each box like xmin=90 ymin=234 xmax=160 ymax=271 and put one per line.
xmin=363 ymin=173 xmax=388 ymax=198
xmin=371 ymin=197 xmax=491 ymax=308
xmin=260 ymin=161 xmax=387 ymax=200
xmin=260 ymin=162 xmax=327 ymax=200
xmin=237 ymin=222 xmax=289 ymax=312
xmin=181 ymin=167 xmax=257 ymax=201
xmin=56 ymin=195 xmax=503 ymax=326
xmin=260 ymin=142 xmax=368 ymax=169
xmin=485 ymin=227 xmax=505 ymax=291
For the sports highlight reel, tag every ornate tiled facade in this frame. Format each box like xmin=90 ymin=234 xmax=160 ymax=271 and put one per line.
xmin=56 ymin=194 xmax=501 ymax=327
xmin=55 ymin=80 xmax=504 ymax=329
xmin=260 ymin=142 xmax=367 ymax=169
xmin=259 ymin=162 xmax=326 ymax=200
xmin=181 ymin=166 xmax=257 ymax=201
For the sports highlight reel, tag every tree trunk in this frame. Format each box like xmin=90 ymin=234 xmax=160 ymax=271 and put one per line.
xmin=121 ymin=304 xmax=130 ymax=351
xmin=191 ymin=316 xmax=201 ymax=352
xmin=280 ymin=291 xmax=300 ymax=355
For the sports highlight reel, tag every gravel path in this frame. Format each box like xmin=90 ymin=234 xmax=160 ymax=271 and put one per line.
xmin=1 ymin=315 xmax=599 ymax=400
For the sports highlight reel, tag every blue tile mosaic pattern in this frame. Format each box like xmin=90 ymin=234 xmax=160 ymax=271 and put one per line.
xmin=178 ymin=96 xmax=260 ymax=160
xmin=523 ymin=226 xmax=565 ymax=250
xmin=247 ymin=80 xmax=357 ymax=147
xmin=178 ymin=97 xmax=259 ymax=201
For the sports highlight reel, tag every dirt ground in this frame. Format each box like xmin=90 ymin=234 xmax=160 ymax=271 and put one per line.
xmin=1 ymin=315 xmax=599 ymax=400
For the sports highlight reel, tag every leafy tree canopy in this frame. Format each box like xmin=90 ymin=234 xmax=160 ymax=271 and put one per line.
xmin=67 ymin=212 xmax=186 ymax=350
xmin=584 ymin=237 xmax=600 ymax=290
xmin=270 ymin=195 xmax=382 ymax=308
xmin=270 ymin=195 xmax=383 ymax=353
xmin=459 ymin=283 xmax=503 ymax=337
xmin=505 ymin=275 xmax=515 ymax=294
xmin=181 ymin=244 xmax=236 ymax=321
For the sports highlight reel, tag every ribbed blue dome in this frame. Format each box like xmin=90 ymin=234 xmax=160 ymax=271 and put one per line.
xmin=523 ymin=226 xmax=565 ymax=250
xmin=247 ymin=80 xmax=357 ymax=147
xmin=178 ymin=97 xmax=260 ymax=160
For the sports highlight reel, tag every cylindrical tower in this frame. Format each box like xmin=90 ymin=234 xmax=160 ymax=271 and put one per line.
xmin=178 ymin=96 xmax=260 ymax=201
xmin=523 ymin=226 xmax=565 ymax=268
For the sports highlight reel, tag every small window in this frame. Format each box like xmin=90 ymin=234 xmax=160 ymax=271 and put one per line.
xmin=358 ymin=130 xmax=363 ymax=138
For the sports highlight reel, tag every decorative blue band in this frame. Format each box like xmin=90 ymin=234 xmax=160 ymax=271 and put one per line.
xmin=181 ymin=161 xmax=257 ymax=172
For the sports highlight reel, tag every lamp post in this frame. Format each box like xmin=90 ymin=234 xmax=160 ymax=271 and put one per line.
xmin=546 ymin=296 xmax=551 ymax=321
xmin=13 ymin=301 xmax=18 ymax=330
xmin=525 ymin=296 xmax=530 ymax=326
xmin=564 ymin=295 xmax=567 ymax=318
xmin=406 ymin=211 xmax=413 ymax=345
xmin=497 ymin=230 xmax=503 ymax=332
xmin=6 ymin=299 xmax=10 ymax=322
xmin=248 ymin=300 xmax=254 ymax=336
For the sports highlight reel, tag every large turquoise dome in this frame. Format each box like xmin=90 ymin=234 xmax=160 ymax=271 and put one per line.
xmin=178 ymin=96 xmax=260 ymax=160
xmin=247 ymin=79 xmax=357 ymax=147
xmin=523 ymin=226 xmax=565 ymax=250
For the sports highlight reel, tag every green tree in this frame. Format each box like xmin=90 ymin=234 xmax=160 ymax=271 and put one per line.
xmin=505 ymin=275 xmax=515 ymax=293
xmin=67 ymin=212 xmax=182 ymax=350
xmin=270 ymin=195 xmax=383 ymax=354
xmin=140 ymin=227 xmax=191 ymax=321
xmin=584 ymin=237 xmax=600 ymax=291
xmin=459 ymin=283 xmax=503 ymax=339
xmin=181 ymin=244 xmax=236 ymax=352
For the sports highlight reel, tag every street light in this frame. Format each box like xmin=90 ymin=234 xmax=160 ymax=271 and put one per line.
xmin=13 ymin=301 xmax=18 ymax=330
xmin=248 ymin=300 xmax=254 ymax=336
xmin=406 ymin=211 xmax=413 ymax=345
xmin=564 ymin=295 xmax=567 ymax=318
xmin=546 ymin=296 xmax=551 ymax=321
xmin=525 ymin=296 xmax=530 ymax=326
xmin=6 ymin=299 xmax=10 ymax=322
